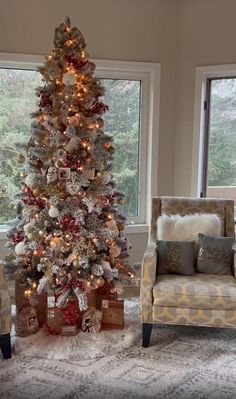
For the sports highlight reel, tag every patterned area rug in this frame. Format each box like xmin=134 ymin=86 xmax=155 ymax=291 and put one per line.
xmin=1 ymin=300 xmax=236 ymax=398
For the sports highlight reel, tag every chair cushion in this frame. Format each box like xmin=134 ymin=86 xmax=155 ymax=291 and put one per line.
xmin=156 ymin=240 xmax=195 ymax=275
xmin=153 ymin=273 xmax=236 ymax=310
xmin=197 ymin=234 xmax=234 ymax=274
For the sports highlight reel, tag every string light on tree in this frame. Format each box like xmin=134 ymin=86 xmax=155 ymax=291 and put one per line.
xmin=7 ymin=17 xmax=135 ymax=317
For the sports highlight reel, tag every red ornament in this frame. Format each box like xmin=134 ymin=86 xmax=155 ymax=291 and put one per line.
xmin=12 ymin=232 xmax=24 ymax=244
xmin=61 ymin=299 xmax=80 ymax=325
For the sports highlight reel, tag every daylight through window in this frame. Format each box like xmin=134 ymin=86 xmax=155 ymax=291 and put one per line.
xmin=204 ymin=78 xmax=236 ymax=201
xmin=0 ymin=68 xmax=141 ymax=224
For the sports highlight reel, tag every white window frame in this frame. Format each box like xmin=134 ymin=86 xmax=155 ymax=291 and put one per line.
xmin=0 ymin=53 xmax=160 ymax=236
xmin=192 ymin=63 xmax=236 ymax=197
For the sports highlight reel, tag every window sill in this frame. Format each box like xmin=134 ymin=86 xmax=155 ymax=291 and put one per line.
xmin=0 ymin=223 xmax=149 ymax=239
xmin=0 ymin=226 xmax=9 ymax=239
xmin=125 ymin=224 xmax=149 ymax=234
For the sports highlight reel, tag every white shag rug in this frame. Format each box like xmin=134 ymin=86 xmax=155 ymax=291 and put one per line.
xmin=12 ymin=299 xmax=141 ymax=360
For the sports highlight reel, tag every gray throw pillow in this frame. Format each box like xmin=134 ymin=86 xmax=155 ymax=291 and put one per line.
xmin=197 ymin=234 xmax=234 ymax=274
xmin=156 ymin=240 xmax=195 ymax=275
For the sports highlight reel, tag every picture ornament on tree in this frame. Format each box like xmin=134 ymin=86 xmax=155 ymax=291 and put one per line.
xmin=5 ymin=16 xmax=136 ymax=338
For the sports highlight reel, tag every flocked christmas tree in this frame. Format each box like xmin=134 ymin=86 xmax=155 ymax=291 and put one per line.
xmin=6 ymin=18 xmax=134 ymax=312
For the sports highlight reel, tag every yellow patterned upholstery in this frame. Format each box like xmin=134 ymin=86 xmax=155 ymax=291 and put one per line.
xmin=0 ymin=264 xmax=11 ymax=335
xmin=141 ymin=196 xmax=236 ymax=334
xmin=153 ymin=274 xmax=236 ymax=310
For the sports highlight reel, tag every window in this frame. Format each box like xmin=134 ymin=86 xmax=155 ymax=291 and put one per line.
xmin=204 ymin=78 xmax=236 ymax=200
xmin=192 ymin=64 xmax=236 ymax=203
xmin=101 ymin=79 xmax=141 ymax=218
xmin=0 ymin=54 xmax=160 ymax=230
xmin=0 ymin=68 xmax=41 ymax=224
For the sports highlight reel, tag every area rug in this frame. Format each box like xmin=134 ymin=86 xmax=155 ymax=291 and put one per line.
xmin=1 ymin=299 xmax=236 ymax=398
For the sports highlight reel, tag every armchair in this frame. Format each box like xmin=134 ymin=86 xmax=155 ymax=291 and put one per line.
xmin=0 ymin=264 xmax=11 ymax=359
xmin=141 ymin=196 xmax=235 ymax=347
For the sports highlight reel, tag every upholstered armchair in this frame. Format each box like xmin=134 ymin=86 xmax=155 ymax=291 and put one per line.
xmin=0 ymin=264 xmax=11 ymax=358
xmin=140 ymin=196 xmax=235 ymax=347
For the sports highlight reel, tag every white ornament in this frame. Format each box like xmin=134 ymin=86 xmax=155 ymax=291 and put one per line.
xmin=23 ymin=222 xmax=33 ymax=234
xmin=83 ymin=197 xmax=96 ymax=213
xmin=46 ymin=167 xmax=58 ymax=184
xmin=62 ymin=71 xmax=77 ymax=86
xmin=48 ymin=207 xmax=59 ymax=218
xmin=15 ymin=241 xmax=26 ymax=256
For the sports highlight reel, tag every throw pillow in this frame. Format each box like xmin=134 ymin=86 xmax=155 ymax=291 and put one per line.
xmin=197 ymin=233 xmax=234 ymax=274
xmin=156 ymin=240 xmax=195 ymax=275
xmin=157 ymin=213 xmax=222 ymax=242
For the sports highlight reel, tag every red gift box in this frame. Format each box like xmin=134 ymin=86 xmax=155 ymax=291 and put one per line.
xmin=101 ymin=299 xmax=124 ymax=330
xmin=46 ymin=307 xmax=63 ymax=335
xmin=95 ymin=284 xmax=117 ymax=309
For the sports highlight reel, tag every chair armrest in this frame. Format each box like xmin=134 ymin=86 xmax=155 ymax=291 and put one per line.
xmin=233 ymin=249 xmax=236 ymax=278
xmin=0 ymin=265 xmax=11 ymax=335
xmin=140 ymin=241 xmax=157 ymax=322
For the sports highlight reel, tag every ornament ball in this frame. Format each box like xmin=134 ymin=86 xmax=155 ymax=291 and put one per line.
xmin=17 ymin=153 xmax=26 ymax=164
xmin=32 ymin=187 xmax=41 ymax=196
xmin=96 ymin=277 xmax=105 ymax=287
xmin=72 ymin=259 xmax=80 ymax=268
xmin=49 ymin=207 xmax=59 ymax=218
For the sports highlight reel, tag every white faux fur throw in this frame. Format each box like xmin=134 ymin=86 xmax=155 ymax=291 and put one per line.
xmin=157 ymin=213 xmax=222 ymax=241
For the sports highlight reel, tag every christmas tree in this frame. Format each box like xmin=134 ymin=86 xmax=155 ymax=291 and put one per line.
xmin=7 ymin=17 xmax=134 ymax=312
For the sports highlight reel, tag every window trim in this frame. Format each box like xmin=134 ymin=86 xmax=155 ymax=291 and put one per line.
xmin=192 ymin=63 xmax=236 ymax=197
xmin=0 ymin=53 xmax=160 ymax=233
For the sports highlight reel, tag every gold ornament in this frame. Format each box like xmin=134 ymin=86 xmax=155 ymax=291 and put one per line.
xmin=17 ymin=153 xmax=26 ymax=164
xmin=117 ymin=223 xmax=125 ymax=231
xmin=58 ymin=191 xmax=67 ymax=199
xmin=72 ymin=259 xmax=80 ymax=268
xmin=50 ymin=236 xmax=64 ymax=250
xmin=96 ymin=277 xmax=105 ymax=287
xmin=32 ymin=187 xmax=41 ymax=196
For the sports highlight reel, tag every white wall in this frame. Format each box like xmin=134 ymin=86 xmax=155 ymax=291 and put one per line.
xmin=174 ymin=0 xmax=236 ymax=196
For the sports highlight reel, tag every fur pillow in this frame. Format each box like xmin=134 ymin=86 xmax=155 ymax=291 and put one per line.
xmin=157 ymin=213 xmax=222 ymax=242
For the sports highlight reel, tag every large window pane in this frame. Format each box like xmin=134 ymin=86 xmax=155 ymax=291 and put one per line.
xmin=0 ymin=70 xmax=141 ymax=223
xmin=0 ymin=68 xmax=41 ymax=223
xmin=206 ymin=78 xmax=236 ymax=201
xmin=102 ymin=79 xmax=141 ymax=218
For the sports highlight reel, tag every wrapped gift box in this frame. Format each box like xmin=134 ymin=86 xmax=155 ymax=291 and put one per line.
xmin=95 ymin=284 xmax=117 ymax=310
xmin=61 ymin=324 xmax=78 ymax=336
xmin=46 ymin=307 xmax=63 ymax=335
xmin=15 ymin=275 xmax=47 ymax=327
xmin=101 ymin=299 xmax=124 ymax=330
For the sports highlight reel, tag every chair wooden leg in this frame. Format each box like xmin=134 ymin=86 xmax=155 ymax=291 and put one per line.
xmin=0 ymin=333 xmax=12 ymax=359
xmin=142 ymin=323 xmax=153 ymax=347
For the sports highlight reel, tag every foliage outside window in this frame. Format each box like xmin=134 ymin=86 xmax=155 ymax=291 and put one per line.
xmin=0 ymin=68 xmax=141 ymax=224
xmin=207 ymin=78 xmax=236 ymax=187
